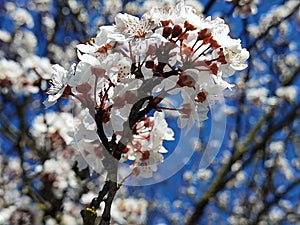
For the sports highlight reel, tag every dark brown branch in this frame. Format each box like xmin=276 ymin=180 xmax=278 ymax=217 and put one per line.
xmin=82 ymin=92 xmax=164 ymax=225
xmin=100 ymin=180 xmax=118 ymax=225
xmin=203 ymin=0 xmax=216 ymax=15
xmin=95 ymin=109 xmax=110 ymax=151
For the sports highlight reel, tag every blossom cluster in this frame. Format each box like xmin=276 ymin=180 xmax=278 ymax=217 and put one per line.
xmin=0 ymin=56 xmax=52 ymax=95
xmin=226 ymin=0 xmax=259 ymax=18
xmin=44 ymin=2 xmax=249 ymax=178
xmin=247 ymin=0 xmax=300 ymax=38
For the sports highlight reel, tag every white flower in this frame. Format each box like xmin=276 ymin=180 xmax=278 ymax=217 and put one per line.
xmin=76 ymin=139 xmax=105 ymax=174
xmin=12 ymin=8 xmax=34 ymax=28
xmin=246 ymin=87 xmax=269 ymax=103
xmin=220 ymin=38 xmax=249 ymax=76
xmin=0 ymin=58 xmax=23 ymax=80
xmin=21 ymin=55 xmax=53 ymax=80
xmin=76 ymin=43 xmax=99 ymax=54
xmin=80 ymin=191 xmax=98 ymax=205
xmin=111 ymin=197 xmax=147 ymax=224
xmin=34 ymin=0 xmax=52 ymax=12
xmin=96 ymin=25 xmax=118 ymax=45
xmin=115 ymin=13 xmax=153 ymax=38
xmin=147 ymin=111 xmax=175 ymax=152
xmin=227 ymin=0 xmax=259 ymax=18
xmin=205 ymin=17 xmax=230 ymax=36
xmin=72 ymin=109 xmax=107 ymax=173
xmin=74 ymin=108 xmax=99 ymax=142
xmin=269 ymin=141 xmax=284 ymax=154
xmin=77 ymin=50 xmax=100 ymax=67
xmin=197 ymin=169 xmax=212 ymax=180
xmin=43 ymin=64 xmax=75 ymax=108
xmin=47 ymin=65 xmax=69 ymax=94
xmin=133 ymin=152 xmax=164 ymax=178
xmin=178 ymin=87 xmax=200 ymax=129
xmin=269 ymin=207 xmax=285 ymax=222
xmin=277 ymin=155 xmax=295 ymax=181
xmin=31 ymin=111 xmax=75 ymax=145
xmin=42 ymin=158 xmax=78 ymax=198
xmin=14 ymin=30 xmax=37 ymax=54
xmin=0 ymin=29 xmax=11 ymax=42
xmin=276 ymin=85 xmax=298 ymax=102
xmin=61 ymin=215 xmax=77 ymax=225
xmin=122 ymin=111 xmax=174 ymax=178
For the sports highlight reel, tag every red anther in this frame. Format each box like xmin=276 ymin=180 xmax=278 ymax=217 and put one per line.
xmin=172 ymin=24 xmax=183 ymax=38
xmin=61 ymin=85 xmax=72 ymax=98
xmin=141 ymin=150 xmax=150 ymax=161
xmin=181 ymin=43 xmax=193 ymax=54
xmin=218 ymin=55 xmax=227 ymax=64
xmin=195 ymin=90 xmax=207 ymax=103
xmin=177 ymin=73 xmax=196 ymax=88
xmin=97 ymin=44 xmax=112 ymax=54
xmin=163 ymin=26 xmax=173 ymax=38
xmin=204 ymin=59 xmax=212 ymax=66
xmin=145 ymin=61 xmax=155 ymax=68
xmin=144 ymin=117 xmax=151 ymax=127
xmin=210 ymin=63 xmax=218 ymax=75
xmin=197 ymin=28 xmax=212 ymax=40
xmin=184 ymin=21 xmax=197 ymax=31
xmin=210 ymin=38 xmax=221 ymax=49
xmin=98 ymin=46 xmax=107 ymax=54
xmin=123 ymin=147 xmax=130 ymax=154
xmin=179 ymin=32 xmax=189 ymax=41
xmin=202 ymin=36 xmax=212 ymax=45
xmin=161 ymin=20 xmax=172 ymax=27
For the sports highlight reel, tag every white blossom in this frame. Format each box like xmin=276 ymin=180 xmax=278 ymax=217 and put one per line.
xmin=246 ymin=87 xmax=269 ymax=103
xmin=43 ymin=64 xmax=75 ymax=107
xmin=111 ymin=197 xmax=148 ymax=224
xmin=43 ymin=1 xmax=249 ymax=179
xmin=31 ymin=111 xmax=75 ymax=146
xmin=276 ymin=85 xmax=298 ymax=102
xmin=11 ymin=7 xmax=34 ymax=28
xmin=123 ymin=112 xmax=174 ymax=178
xmin=0 ymin=30 xmax=11 ymax=42
xmin=0 ymin=58 xmax=23 ymax=80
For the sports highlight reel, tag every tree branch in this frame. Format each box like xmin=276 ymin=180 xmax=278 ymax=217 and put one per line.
xmin=185 ymin=104 xmax=300 ymax=225
xmin=248 ymin=2 xmax=300 ymax=50
xmin=203 ymin=0 xmax=216 ymax=15
xmin=250 ymin=176 xmax=300 ymax=225
xmin=82 ymin=92 xmax=163 ymax=224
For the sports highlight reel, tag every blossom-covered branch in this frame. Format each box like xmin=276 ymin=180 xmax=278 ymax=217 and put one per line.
xmin=43 ymin=1 xmax=249 ymax=223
